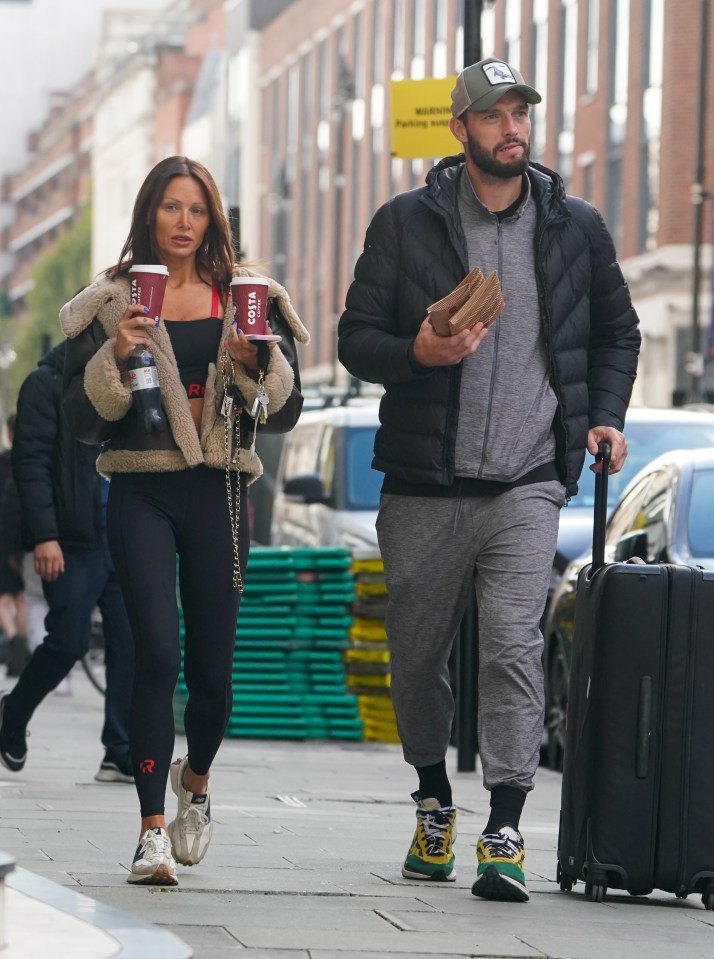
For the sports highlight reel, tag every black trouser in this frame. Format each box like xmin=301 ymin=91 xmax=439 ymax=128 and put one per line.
xmin=107 ymin=466 xmax=248 ymax=817
xmin=3 ymin=536 xmax=134 ymax=757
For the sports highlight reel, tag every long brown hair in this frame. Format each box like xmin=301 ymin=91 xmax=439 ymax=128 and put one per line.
xmin=106 ymin=156 xmax=235 ymax=297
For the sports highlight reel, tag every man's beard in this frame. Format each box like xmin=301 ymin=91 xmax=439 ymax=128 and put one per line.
xmin=465 ymin=132 xmax=530 ymax=179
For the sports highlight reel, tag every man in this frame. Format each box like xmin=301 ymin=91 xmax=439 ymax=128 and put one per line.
xmin=0 ymin=340 xmax=135 ymax=783
xmin=338 ymin=57 xmax=640 ymax=903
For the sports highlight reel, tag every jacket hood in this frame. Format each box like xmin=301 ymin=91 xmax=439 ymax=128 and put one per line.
xmin=425 ymin=153 xmax=568 ymax=220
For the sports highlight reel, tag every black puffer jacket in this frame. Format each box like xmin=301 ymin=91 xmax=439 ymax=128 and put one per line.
xmin=338 ymin=155 xmax=641 ymax=496
xmin=12 ymin=340 xmax=103 ymax=550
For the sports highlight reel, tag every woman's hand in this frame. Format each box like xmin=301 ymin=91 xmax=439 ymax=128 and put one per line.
xmin=224 ymin=328 xmax=276 ymax=374
xmin=114 ymin=304 xmax=154 ymax=362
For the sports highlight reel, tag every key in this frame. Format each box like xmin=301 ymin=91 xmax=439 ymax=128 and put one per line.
xmin=258 ymin=392 xmax=269 ymax=424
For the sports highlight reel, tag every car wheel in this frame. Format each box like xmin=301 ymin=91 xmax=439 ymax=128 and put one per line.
xmin=546 ymin=640 xmax=568 ymax=771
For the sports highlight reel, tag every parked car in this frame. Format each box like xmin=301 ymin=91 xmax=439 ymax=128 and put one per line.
xmin=550 ymin=407 xmax=714 ymax=595
xmin=542 ymin=446 xmax=714 ymax=771
xmin=270 ymin=405 xmax=714 ymax=562
xmin=269 ymin=400 xmax=382 ymax=549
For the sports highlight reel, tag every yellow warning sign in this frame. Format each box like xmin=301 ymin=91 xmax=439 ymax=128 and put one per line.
xmin=390 ymin=77 xmax=458 ymax=159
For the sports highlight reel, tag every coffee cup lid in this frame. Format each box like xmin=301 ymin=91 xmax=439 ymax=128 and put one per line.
xmin=129 ymin=264 xmax=169 ymax=276
xmin=231 ymin=276 xmax=270 ymax=287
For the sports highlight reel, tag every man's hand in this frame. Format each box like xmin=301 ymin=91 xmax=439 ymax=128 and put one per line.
xmin=34 ymin=540 xmax=64 ymax=582
xmin=587 ymin=426 xmax=627 ymax=474
xmin=412 ymin=316 xmax=489 ymax=367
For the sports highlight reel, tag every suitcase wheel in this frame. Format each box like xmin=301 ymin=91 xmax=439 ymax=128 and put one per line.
xmin=556 ymin=862 xmax=574 ymax=892
xmin=585 ymin=880 xmax=607 ymax=903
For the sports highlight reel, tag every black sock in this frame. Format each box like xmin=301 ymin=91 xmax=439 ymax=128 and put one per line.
xmin=415 ymin=760 xmax=453 ymax=807
xmin=484 ymin=785 xmax=526 ymax=834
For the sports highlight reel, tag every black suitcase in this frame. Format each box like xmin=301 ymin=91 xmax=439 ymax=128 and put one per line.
xmin=557 ymin=442 xmax=714 ymax=908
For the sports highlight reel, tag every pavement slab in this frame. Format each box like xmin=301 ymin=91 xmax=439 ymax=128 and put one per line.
xmin=1 ymin=668 xmax=712 ymax=959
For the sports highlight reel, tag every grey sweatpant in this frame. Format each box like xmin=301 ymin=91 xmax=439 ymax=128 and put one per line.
xmin=376 ymin=480 xmax=566 ymax=792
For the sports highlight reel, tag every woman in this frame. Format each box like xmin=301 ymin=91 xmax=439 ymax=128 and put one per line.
xmin=61 ymin=156 xmax=308 ymax=886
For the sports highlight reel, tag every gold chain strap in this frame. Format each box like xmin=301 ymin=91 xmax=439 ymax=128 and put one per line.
xmin=221 ymin=353 xmax=243 ymax=592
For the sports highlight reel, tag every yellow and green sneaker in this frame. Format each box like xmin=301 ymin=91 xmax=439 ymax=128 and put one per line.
xmin=472 ymin=825 xmax=528 ymax=902
xmin=401 ymin=793 xmax=457 ymax=882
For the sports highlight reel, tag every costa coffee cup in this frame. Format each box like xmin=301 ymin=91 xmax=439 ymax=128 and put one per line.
xmin=129 ymin=265 xmax=169 ymax=325
xmin=230 ymin=277 xmax=276 ymax=340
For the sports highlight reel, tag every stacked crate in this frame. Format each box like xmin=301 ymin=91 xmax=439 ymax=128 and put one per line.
xmin=174 ymin=547 xmax=362 ymax=740
xmin=346 ymin=551 xmax=400 ymax=743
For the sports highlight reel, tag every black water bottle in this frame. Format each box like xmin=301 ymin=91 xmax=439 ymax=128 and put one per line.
xmin=127 ymin=346 xmax=168 ymax=433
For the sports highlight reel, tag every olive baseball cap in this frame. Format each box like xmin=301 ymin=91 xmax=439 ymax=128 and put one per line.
xmin=450 ymin=57 xmax=541 ymax=118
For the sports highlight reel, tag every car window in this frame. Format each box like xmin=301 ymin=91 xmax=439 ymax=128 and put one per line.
xmin=635 ymin=469 xmax=673 ymax=560
xmin=317 ymin=425 xmax=336 ymax=497
xmin=571 ymin=420 xmax=714 ymax=508
xmin=606 ymin=474 xmax=654 ymax=543
xmin=688 ymin=468 xmax=714 ymax=558
xmin=281 ymin=423 xmax=323 ymax=481
xmin=344 ymin=426 xmax=381 ymax=509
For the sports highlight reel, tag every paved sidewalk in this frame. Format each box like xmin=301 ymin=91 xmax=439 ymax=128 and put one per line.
xmin=1 ymin=669 xmax=713 ymax=958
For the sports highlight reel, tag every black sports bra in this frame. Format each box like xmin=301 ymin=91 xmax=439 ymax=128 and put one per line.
xmin=164 ymin=287 xmax=223 ymax=398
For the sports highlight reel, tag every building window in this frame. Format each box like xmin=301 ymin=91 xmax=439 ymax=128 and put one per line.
xmin=505 ymin=0 xmax=521 ymax=69
xmin=370 ymin=0 xmax=385 ymax=216
xmin=412 ymin=0 xmax=426 ymax=79
xmin=433 ymin=0 xmax=448 ymax=77
xmin=351 ymin=11 xmax=364 ymax=261
xmin=286 ymin=64 xmax=300 ymax=184
xmin=558 ymin=0 xmax=578 ymax=186
xmin=268 ymin=81 xmax=287 ymax=285
xmin=581 ymin=159 xmax=594 ymax=202
xmin=641 ymin=0 xmax=664 ymax=251
xmin=298 ymin=52 xmax=313 ymax=322
xmin=531 ymin=0 xmax=549 ymax=160
xmin=392 ymin=0 xmax=405 ymax=78
xmin=608 ymin=0 xmax=629 ymax=146
xmin=313 ymin=39 xmax=330 ymax=350
xmin=585 ymin=0 xmax=599 ymax=95
xmin=481 ymin=1 xmax=495 ymax=59
xmin=606 ymin=0 xmax=630 ymax=248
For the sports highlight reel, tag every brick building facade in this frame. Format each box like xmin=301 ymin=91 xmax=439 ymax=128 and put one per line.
xmin=1 ymin=0 xmax=712 ymax=400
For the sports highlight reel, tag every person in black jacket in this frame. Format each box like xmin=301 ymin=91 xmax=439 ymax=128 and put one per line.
xmin=0 ymin=413 xmax=28 ymax=676
xmin=0 ymin=340 xmax=135 ymax=784
xmin=338 ymin=57 xmax=640 ymax=903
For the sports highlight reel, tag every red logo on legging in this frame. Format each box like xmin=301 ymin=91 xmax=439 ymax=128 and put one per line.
xmin=139 ymin=759 xmax=155 ymax=774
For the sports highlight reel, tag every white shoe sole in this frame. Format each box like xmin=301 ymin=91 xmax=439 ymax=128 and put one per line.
xmin=94 ymin=769 xmax=134 ymax=784
xmin=127 ymin=863 xmax=178 ymax=886
xmin=167 ymin=756 xmax=213 ymax=866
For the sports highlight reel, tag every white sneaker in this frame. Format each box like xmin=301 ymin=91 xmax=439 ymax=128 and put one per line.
xmin=167 ymin=756 xmax=213 ymax=866
xmin=127 ymin=827 xmax=178 ymax=885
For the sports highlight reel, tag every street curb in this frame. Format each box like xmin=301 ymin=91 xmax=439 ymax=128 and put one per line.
xmin=8 ymin=867 xmax=193 ymax=958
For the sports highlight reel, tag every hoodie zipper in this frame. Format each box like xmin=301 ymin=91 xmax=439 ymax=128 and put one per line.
xmin=475 ymin=217 xmax=503 ymax=479
xmin=534 ymin=206 xmax=570 ymax=492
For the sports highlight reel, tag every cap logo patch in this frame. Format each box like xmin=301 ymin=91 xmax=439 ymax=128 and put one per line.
xmin=482 ymin=61 xmax=517 ymax=86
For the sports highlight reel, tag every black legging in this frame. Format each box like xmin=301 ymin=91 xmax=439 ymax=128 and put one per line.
xmin=107 ymin=466 xmax=248 ymax=817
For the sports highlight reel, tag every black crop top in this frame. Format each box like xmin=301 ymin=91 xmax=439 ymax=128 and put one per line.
xmin=164 ymin=287 xmax=223 ymax=398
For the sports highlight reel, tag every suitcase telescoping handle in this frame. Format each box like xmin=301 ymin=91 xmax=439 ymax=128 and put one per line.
xmin=591 ymin=441 xmax=611 ymax=573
